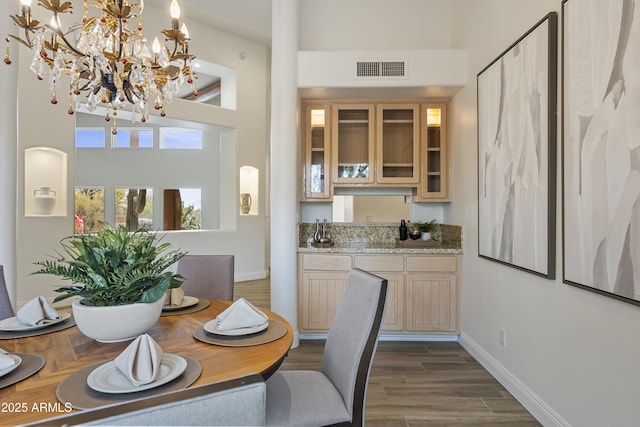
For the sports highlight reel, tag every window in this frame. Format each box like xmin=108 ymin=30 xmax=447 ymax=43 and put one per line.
xmin=75 ymin=128 xmax=105 ymax=148
xmin=115 ymin=188 xmax=153 ymax=231
xmin=160 ymin=128 xmax=203 ymax=149
xmin=112 ymin=129 xmax=153 ymax=148
xmin=76 ymin=111 xmax=229 ymax=231
xmin=163 ymin=188 xmax=202 ymax=230
xmin=74 ymin=188 xmax=105 ymax=233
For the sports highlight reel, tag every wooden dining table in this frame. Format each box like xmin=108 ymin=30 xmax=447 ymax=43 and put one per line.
xmin=0 ymin=300 xmax=293 ymax=426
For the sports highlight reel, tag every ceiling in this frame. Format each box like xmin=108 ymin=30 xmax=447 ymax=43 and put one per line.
xmin=146 ymin=0 xmax=272 ymax=44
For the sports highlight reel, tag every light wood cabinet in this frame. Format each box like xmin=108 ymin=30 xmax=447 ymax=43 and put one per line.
xmin=301 ymin=271 xmax=348 ymax=330
xmin=406 ymin=274 xmax=457 ymax=332
xmin=354 ymin=255 xmax=404 ymax=331
xmin=301 ymin=103 xmax=332 ymax=200
xmin=301 ymin=100 xmax=450 ymax=201
xmin=375 ymin=104 xmax=420 ymax=184
xmin=331 ymin=104 xmax=375 ymax=185
xmin=415 ymin=102 xmax=449 ymax=201
xmin=298 ymin=253 xmax=460 ymax=334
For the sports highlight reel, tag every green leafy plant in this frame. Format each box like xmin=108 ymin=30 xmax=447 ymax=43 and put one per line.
xmin=412 ymin=219 xmax=437 ymax=233
xmin=32 ymin=222 xmax=186 ymax=306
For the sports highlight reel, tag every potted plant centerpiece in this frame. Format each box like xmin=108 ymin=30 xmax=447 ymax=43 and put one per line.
xmin=412 ymin=219 xmax=438 ymax=241
xmin=33 ymin=222 xmax=186 ymax=342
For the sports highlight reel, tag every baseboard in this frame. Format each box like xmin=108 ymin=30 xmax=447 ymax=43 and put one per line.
xmin=299 ymin=333 xmax=459 ymax=341
xmin=459 ymin=332 xmax=571 ymax=427
xmin=234 ymin=271 xmax=268 ymax=282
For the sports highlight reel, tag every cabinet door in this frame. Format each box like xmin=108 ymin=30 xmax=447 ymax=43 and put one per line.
xmin=331 ymin=104 xmax=375 ymax=184
xmin=376 ymin=104 xmax=419 ymax=184
xmin=417 ymin=103 xmax=449 ymax=201
xmin=406 ymin=273 xmax=458 ymax=332
xmin=376 ymin=272 xmax=404 ymax=331
xmin=300 ymin=272 xmax=348 ymax=331
xmin=302 ymin=103 xmax=332 ymax=200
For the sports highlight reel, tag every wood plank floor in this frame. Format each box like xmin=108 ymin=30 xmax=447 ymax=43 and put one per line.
xmin=235 ymin=278 xmax=541 ymax=426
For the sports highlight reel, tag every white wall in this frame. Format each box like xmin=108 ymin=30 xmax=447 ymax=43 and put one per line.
xmin=299 ymin=0 xmax=453 ymax=50
xmin=450 ymin=1 xmax=640 ymax=426
xmin=14 ymin=1 xmax=270 ymax=305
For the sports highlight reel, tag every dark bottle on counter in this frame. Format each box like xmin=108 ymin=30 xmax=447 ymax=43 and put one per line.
xmin=399 ymin=219 xmax=408 ymax=241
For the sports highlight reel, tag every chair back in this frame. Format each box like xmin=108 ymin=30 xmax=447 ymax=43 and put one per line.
xmin=0 ymin=265 xmax=14 ymax=320
xmin=177 ymin=255 xmax=234 ymax=301
xmin=321 ymin=268 xmax=388 ymax=426
xmin=25 ymin=374 xmax=265 ymax=426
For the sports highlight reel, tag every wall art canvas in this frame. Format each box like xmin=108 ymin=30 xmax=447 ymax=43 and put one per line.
xmin=477 ymin=13 xmax=557 ymax=278
xmin=563 ymin=0 xmax=640 ymax=304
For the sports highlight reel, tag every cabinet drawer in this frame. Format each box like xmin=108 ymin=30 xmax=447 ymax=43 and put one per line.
xmin=406 ymin=255 xmax=457 ymax=273
xmin=302 ymin=254 xmax=352 ymax=271
xmin=354 ymin=255 xmax=404 ymax=272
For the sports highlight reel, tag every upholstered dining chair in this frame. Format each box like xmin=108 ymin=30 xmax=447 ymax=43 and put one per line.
xmin=265 ymin=268 xmax=388 ymax=427
xmin=176 ymin=255 xmax=235 ymax=301
xmin=26 ymin=374 xmax=266 ymax=426
xmin=0 ymin=265 xmax=14 ymax=320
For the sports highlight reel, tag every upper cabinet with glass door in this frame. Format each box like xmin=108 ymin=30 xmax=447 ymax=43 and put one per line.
xmin=331 ymin=104 xmax=375 ymax=184
xmin=376 ymin=104 xmax=419 ymax=184
xmin=302 ymin=103 xmax=332 ymax=200
xmin=416 ymin=102 xmax=449 ymax=201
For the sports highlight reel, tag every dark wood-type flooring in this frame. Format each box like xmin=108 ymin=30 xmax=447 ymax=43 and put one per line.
xmin=235 ymin=278 xmax=541 ymax=426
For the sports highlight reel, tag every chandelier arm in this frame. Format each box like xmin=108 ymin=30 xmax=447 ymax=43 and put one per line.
xmin=170 ymin=39 xmax=179 ymax=58
xmin=23 ymin=27 xmax=33 ymax=47
xmin=7 ymin=34 xmax=33 ymax=49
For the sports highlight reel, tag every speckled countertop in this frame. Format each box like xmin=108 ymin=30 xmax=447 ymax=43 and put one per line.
xmin=297 ymin=222 xmax=463 ymax=254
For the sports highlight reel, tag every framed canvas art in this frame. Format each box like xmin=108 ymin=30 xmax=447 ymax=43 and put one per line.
xmin=563 ymin=0 xmax=640 ymax=304
xmin=477 ymin=12 xmax=558 ymax=278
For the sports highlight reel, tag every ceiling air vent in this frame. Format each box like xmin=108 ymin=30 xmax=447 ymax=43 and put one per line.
xmin=356 ymin=61 xmax=406 ymax=78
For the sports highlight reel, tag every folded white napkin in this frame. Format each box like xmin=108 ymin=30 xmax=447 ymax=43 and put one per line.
xmin=114 ymin=334 xmax=164 ymax=386
xmin=163 ymin=288 xmax=185 ymax=307
xmin=0 ymin=348 xmax=17 ymax=370
xmin=16 ymin=296 xmax=61 ymax=326
xmin=216 ymin=298 xmax=268 ymax=331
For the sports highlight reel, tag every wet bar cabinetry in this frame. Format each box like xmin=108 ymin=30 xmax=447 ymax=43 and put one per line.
xmin=300 ymin=100 xmax=449 ymax=201
xmin=297 ymin=253 xmax=460 ymax=334
xmin=302 ymin=103 xmax=332 ymax=199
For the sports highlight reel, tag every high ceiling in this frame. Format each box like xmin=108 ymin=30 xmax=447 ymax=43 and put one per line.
xmin=146 ymin=0 xmax=272 ymax=44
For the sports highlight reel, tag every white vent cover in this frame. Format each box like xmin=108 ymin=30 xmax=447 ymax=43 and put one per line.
xmin=356 ymin=61 xmax=406 ymax=78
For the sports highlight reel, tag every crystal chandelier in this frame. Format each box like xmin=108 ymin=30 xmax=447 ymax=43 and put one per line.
xmin=4 ymin=0 xmax=198 ymax=133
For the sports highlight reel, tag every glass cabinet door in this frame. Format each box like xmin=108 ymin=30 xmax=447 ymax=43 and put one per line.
xmin=331 ymin=104 xmax=375 ymax=184
xmin=303 ymin=103 xmax=331 ymax=199
xmin=376 ymin=104 xmax=419 ymax=184
xmin=419 ymin=103 xmax=448 ymax=200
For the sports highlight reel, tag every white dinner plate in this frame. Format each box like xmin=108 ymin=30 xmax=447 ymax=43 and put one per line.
xmin=203 ymin=319 xmax=269 ymax=336
xmin=87 ymin=354 xmax=187 ymax=394
xmin=162 ymin=296 xmax=199 ymax=311
xmin=0 ymin=312 xmax=71 ymax=332
xmin=0 ymin=354 xmax=22 ymax=378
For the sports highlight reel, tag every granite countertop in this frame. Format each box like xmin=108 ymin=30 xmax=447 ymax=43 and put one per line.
xmin=297 ymin=242 xmax=462 ymax=254
xmin=297 ymin=222 xmax=463 ymax=255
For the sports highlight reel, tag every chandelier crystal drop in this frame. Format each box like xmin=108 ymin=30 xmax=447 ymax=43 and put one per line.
xmin=5 ymin=0 xmax=198 ymax=133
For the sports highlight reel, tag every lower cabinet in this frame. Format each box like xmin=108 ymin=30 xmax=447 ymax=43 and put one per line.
xmin=298 ymin=253 xmax=460 ymax=334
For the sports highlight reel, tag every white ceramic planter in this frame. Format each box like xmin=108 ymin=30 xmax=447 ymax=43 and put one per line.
xmin=72 ymin=298 xmax=163 ymax=343
xmin=421 ymin=232 xmax=432 ymax=241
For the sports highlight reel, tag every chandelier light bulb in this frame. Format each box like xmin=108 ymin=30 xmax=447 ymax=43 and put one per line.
xmin=181 ymin=23 xmax=189 ymax=39
xmin=170 ymin=0 xmax=181 ymax=20
xmin=151 ymin=37 xmax=161 ymax=54
xmin=19 ymin=0 xmax=31 ymax=7
xmin=49 ymin=15 xmax=58 ymax=29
